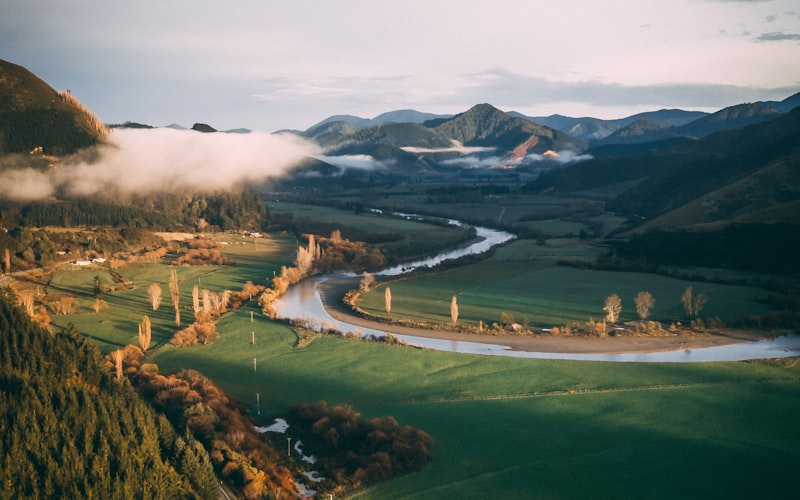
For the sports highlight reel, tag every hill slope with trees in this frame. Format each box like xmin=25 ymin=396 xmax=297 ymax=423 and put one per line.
xmin=0 ymin=59 xmax=107 ymax=155
xmin=0 ymin=290 xmax=218 ymax=498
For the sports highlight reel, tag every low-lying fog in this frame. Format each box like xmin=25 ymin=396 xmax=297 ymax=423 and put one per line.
xmin=0 ymin=128 xmax=320 ymax=201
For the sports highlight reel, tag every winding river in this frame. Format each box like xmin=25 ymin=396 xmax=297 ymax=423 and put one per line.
xmin=273 ymin=215 xmax=800 ymax=363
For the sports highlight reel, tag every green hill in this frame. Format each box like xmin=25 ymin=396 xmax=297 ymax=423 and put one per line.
xmin=430 ymin=103 xmax=586 ymax=152
xmin=0 ymin=59 xmax=108 ymax=155
xmin=526 ymin=107 xmax=800 ymax=229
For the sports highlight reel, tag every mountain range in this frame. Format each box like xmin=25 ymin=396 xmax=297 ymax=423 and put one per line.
xmin=2 ymin=58 xmax=799 ymax=234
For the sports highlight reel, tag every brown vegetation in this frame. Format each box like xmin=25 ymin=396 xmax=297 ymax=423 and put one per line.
xmin=107 ymin=349 xmax=299 ymax=499
xmin=288 ymin=401 xmax=434 ymax=490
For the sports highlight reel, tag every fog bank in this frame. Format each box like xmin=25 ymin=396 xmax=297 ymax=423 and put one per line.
xmin=0 ymin=128 xmax=319 ymax=201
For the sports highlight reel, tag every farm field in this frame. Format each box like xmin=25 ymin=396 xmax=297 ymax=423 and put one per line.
xmin=149 ymin=313 xmax=800 ymax=499
xmin=40 ymin=204 xmax=799 ymax=498
xmin=357 ymin=238 xmax=775 ymax=327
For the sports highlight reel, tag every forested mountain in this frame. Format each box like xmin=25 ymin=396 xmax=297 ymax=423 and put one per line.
xmin=0 ymin=290 xmax=217 ymax=498
xmin=594 ymin=102 xmax=788 ymax=146
xmin=428 ymin=103 xmax=586 ymax=152
xmin=520 ymin=109 xmax=708 ymax=140
xmin=0 ymin=59 xmax=107 ymax=155
xmin=307 ymin=109 xmax=452 ymax=131
xmin=526 ymin=107 xmax=800 ymax=230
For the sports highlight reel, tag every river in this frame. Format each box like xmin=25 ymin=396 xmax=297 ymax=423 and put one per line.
xmin=272 ymin=215 xmax=800 ymax=363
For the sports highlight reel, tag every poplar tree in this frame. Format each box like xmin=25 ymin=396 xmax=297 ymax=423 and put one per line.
xmin=169 ymin=269 xmax=180 ymax=326
xmin=147 ymin=283 xmax=163 ymax=311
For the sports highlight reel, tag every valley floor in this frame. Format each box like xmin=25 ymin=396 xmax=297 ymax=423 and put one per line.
xmin=319 ymin=278 xmax=770 ymax=355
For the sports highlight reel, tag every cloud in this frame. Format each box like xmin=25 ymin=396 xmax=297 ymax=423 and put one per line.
xmin=0 ymin=128 xmax=318 ymax=201
xmin=0 ymin=168 xmax=55 ymax=201
xmin=526 ymin=151 xmax=594 ymax=164
xmin=401 ymin=141 xmax=496 ymax=155
xmin=439 ymin=156 xmax=505 ymax=169
xmin=313 ymin=154 xmax=392 ymax=171
xmin=756 ymin=31 xmax=800 ymax=40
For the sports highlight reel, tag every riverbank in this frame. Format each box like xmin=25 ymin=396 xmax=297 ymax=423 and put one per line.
xmin=319 ymin=277 xmax=771 ymax=355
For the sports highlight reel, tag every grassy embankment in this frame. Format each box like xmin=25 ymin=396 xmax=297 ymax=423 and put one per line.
xmin=45 ymin=203 xmax=798 ymax=498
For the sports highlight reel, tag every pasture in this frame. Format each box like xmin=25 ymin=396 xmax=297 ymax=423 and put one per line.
xmin=357 ymin=239 xmax=775 ymax=327
xmin=42 ymin=204 xmax=799 ymax=498
xmin=149 ymin=311 xmax=800 ymax=499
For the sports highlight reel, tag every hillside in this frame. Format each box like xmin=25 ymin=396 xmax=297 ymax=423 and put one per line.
xmin=429 ymin=103 xmax=586 ymax=152
xmin=0 ymin=59 xmax=107 ymax=155
xmin=525 ymin=109 xmax=708 ymax=140
xmin=526 ymin=107 xmax=800 ymax=229
xmin=0 ymin=290 xmax=217 ymax=498
xmin=596 ymin=102 xmax=785 ymax=146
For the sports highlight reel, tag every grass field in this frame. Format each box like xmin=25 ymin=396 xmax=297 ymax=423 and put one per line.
xmin=149 ymin=314 xmax=800 ymax=499
xmin=357 ymin=239 xmax=775 ymax=327
xmin=42 ymin=204 xmax=799 ymax=498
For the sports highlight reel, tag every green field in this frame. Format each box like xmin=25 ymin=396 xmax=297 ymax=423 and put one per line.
xmin=148 ymin=315 xmax=800 ymax=499
xmin=358 ymin=239 xmax=774 ymax=327
xmin=43 ymin=207 xmax=799 ymax=498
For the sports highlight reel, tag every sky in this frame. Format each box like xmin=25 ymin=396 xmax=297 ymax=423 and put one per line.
xmin=2 ymin=0 xmax=799 ymax=132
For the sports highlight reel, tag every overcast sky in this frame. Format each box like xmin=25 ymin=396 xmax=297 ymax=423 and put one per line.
xmin=2 ymin=0 xmax=799 ymax=132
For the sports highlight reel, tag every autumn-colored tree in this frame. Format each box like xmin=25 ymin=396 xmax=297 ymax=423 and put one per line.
xmin=192 ymin=285 xmax=200 ymax=316
xmin=681 ymin=286 xmax=693 ymax=318
xmin=242 ymin=281 xmax=260 ymax=301
xmin=360 ymin=272 xmax=374 ymax=291
xmin=17 ymin=291 xmax=34 ymax=317
xmin=450 ymin=295 xmax=459 ymax=325
xmin=385 ymin=287 xmax=392 ymax=315
xmin=330 ymin=229 xmax=342 ymax=244
xmin=147 ymin=283 xmax=163 ymax=311
xmin=634 ymin=291 xmax=655 ymax=320
xmin=603 ymin=293 xmax=622 ymax=323
xmin=112 ymin=349 xmax=124 ymax=381
xmin=3 ymin=247 xmax=10 ymax=273
xmin=295 ymin=245 xmax=314 ymax=276
xmin=681 ymin=286 xmax=708 ymax=318
xmin=93 ymin=297 xmax=109 ymax=314
xmin=51 ymin=296 xmax=79 ymax=315
xmin=138 ymin=314 xmax=152 ymax=352
xmin=169 ymin=269 xmax=180 ymax=327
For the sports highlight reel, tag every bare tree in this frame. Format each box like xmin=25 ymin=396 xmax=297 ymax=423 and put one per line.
xmin=138 ymin=314 xmax=152 ymax=352
xmin=693 ymin=293 xmax=708 ymax=319
xmin=681 ymin=286 xmax=693 ymax=318
xmin=147 ymin=283 xmax=163 ymax=311
xmin=603 ymin=294 xmax=622 ymax=323
xmin=169 ymin=269 xmax=180 ymax=327
xmin=450 ymin=295 xmax=459 ymax=325
xmin=385 ymin=286 xmax=392 ymax=315
xmin=634 ymin=291 xmax=655 ymax=320
xmin=202 ymin=289 xmax=211 ymax=313
xmin=330 ymin=229 xmax=342 ymax=244
xmin=680 ymin=286 xmax=708 ymax=318
xmin=3 ymin=247 xmax=10 ymax=273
